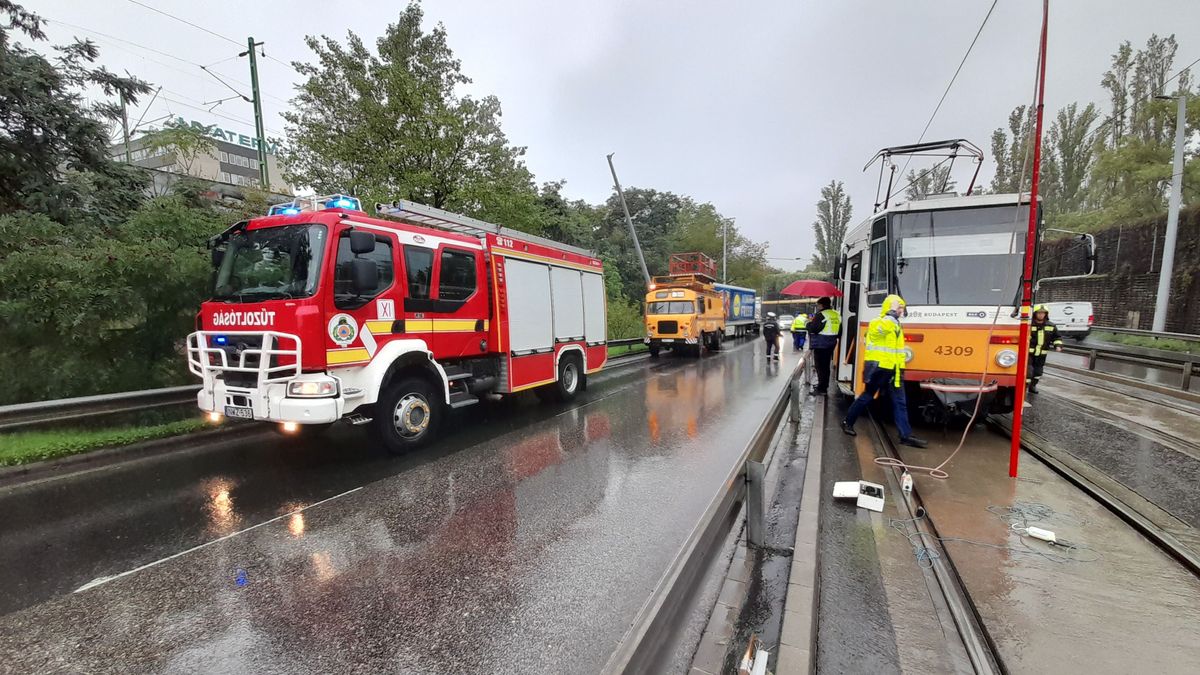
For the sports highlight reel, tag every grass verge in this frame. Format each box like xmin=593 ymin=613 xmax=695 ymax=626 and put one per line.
xmin=1092 ymin=330 xmax=1198 ymax=355
xmin=608 ymin=342 xmax=648 ymax=357
xmin=1 ymin=342 xmax=652 ymax=468
xmin=0 ymin=418 xmax=208 ymax=467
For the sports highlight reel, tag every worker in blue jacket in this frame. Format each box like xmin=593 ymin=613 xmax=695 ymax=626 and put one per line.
xmin=806 ymin=297 xmax=840 ymax=395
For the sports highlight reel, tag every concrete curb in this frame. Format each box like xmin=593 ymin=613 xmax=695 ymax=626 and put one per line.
xmin=775 ymin=395 xmax=824 ymax=675
xmin=0 ymin=424 xmax=269 ymax=489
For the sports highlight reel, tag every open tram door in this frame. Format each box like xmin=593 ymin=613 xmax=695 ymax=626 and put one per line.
xmin=835 ymin=242 xmax=866 ymax=394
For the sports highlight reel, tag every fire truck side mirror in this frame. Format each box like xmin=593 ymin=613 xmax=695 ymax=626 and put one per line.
xmin=349 ymin=230 xmax=376 ymax=255
xmin=351 ymin=258 xmax=379 ymax=294
xmin=211 ymin=247 xmax=225 ymax=268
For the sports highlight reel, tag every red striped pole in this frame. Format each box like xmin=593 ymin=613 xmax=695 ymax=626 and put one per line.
xmin=1010 ymin=0 xmax=1050 ymax=478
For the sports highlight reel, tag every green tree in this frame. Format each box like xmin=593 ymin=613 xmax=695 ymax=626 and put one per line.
xmin=144 ymin=119 xmax=218 ymax=178
xmin=990 ymin=105 xmax=1034 ymax=193
xmin=903 ymin=166 xmax=956 ymax=201
xmin=1089 ymin=34 xmax=1195 ymax=221
xmin=0 ymin=198 xmax=225 ymax=403
xmin=282 ymin=1 xmax=539 ymax=231
xmin=811 ymin=180 xmax=852 ymax=274
xmin=594 ymin=187 xmax=685 ymax=300
xmin=1100 ymin=41 xmax=1133 ymax=147
xmin=536 ymin=181 xmax=600 ymax=249
xmin=1043 ymin=102 xmax=1101 ymax=215
xmin=0 ymin=0 xmax=150 ymax=225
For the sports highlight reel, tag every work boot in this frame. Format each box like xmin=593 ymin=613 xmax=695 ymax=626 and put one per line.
xmin=900 ymin=436 xmax=928 ymax=448
xmin=840 ymin=420 xmax=857 ymax=436
xmin=1028 ymin=381 xmax=1039 ymax=394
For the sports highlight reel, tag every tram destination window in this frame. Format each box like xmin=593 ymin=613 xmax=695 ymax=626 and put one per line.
xmin=892 ymin=205 xmax=1027 ymax=306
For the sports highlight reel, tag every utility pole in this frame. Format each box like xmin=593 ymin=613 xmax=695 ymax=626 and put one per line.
xmin=120 ymin=91 xmax=131 ymax=163
xmin=607 ymin=153 xmax=651 ymax=286
xmin=241 ymin=38 xmax=270 ymax=190
xmin=1152 ymin=93 xmax=1186 ymax=333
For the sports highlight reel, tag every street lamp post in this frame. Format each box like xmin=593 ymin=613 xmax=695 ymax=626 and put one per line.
xmin=1152 ymin=94 xmax=1187 ymax=333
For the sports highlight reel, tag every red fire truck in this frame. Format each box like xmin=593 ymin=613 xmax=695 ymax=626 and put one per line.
xmin=187 ymin=195 xmax=607 ymax=452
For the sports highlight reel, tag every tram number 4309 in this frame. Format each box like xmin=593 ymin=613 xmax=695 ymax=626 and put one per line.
xmin=933 ymin=345 xmax=974 ymax=356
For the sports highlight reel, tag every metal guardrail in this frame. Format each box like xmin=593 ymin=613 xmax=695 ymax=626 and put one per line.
xmin=1093 ymin=325 xmax=1200 ymax=344
xmin=604 ymin=354 xmax=807 ymax=674
xmin=0 ymin=386 xmax=202 ymax=432
xmin=0 ymin=339 xmax=654 ymax=433
xmin=1061 ymin=342 xmax=1197 ymax=391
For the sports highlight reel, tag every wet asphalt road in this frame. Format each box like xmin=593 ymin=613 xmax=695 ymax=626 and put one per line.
xmin=0 ymin=339 xmax=801 ymax=674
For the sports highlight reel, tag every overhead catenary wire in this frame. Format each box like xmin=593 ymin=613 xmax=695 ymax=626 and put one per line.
xmin=124 ymin=0 xmax=242 ymax=48
xmin=874 ymin=5 xmax=1044 ymax=481
xmin=44 ymin=18 xmax=291 ymax=107
xmin=890 ymin=0 xmax=999 ymax=202
xmin=123 ymin=0 xmax=302 ymax=75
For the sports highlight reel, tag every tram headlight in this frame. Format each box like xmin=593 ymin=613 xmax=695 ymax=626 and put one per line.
xmin=903 ymin=347 xmax=914 ymax=363
xmin=996 ymin=349 xmax=1018 ymax=368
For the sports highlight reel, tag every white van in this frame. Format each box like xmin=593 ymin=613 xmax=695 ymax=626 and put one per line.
xmin=1042 ymin=301 xmax=1093 ymax=340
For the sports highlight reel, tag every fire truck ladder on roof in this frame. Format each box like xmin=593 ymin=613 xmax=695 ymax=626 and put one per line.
xmin=375 ymin=200 xmax=596 ymax=258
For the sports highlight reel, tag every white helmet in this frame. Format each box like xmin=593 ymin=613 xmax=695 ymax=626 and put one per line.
xmin=767 ymin=312 xmax=777 ymax=318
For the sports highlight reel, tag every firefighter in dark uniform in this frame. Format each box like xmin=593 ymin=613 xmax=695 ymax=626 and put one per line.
xmin=763 ymin=312 xmax=781 ymax=360
xmin=1027 ymin=304 xmax=1063 ymax=394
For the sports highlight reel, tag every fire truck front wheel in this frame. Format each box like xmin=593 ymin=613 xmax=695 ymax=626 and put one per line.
xmin=371 ymin=376 xmax=442 ymax=454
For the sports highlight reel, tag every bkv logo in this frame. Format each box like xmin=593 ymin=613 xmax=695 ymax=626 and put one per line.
xmin=966 ymin=311 xmax=988 ymax=319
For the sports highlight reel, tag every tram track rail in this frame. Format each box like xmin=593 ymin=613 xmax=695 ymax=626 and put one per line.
xmin=866 ymin=416 xmax=1005 ymax=675
xmin=989 ymin=416 xmax=1200 ymax=578
xmin=1044 ymin=367 xmax=1200 ymax=418
xmin=1034 ymin=378 xmax=1200 ymax=459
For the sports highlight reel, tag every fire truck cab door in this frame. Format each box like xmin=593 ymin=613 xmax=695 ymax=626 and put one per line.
xmin=326 ymin=229 xmax=401 ymax=369
xmin=400 ymin=243 xmax=488 ymax=359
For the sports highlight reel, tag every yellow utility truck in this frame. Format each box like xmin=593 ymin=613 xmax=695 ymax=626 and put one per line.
xmin=644 ymin=253 xmax=726 ymax=357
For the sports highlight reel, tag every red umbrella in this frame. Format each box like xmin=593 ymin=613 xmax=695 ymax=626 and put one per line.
xmin=780 ymin=279 xmax=842 ymax=297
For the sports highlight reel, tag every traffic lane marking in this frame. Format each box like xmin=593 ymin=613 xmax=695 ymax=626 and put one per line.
xmin=73 ymin=486 xmax=363 ymax=593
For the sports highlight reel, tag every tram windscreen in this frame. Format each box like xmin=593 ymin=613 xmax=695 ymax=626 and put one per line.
xmin=892 ymin=205 xmax=1028 ymax=306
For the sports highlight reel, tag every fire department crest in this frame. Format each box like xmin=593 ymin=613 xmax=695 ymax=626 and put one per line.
xmin=328 ymin=314 xmax=358 ymax=346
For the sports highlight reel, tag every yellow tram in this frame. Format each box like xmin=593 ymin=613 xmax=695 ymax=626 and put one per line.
xmin=834 ymin=192 xmax=1036 ymax=420
xmin=833 ymin=142 xmax=1041 ymax=421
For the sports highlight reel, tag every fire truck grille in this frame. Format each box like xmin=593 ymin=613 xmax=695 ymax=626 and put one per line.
xmin=219 ymin=371 xmax=260 ymax=389
xmin=657 ymin=320 xmax=679 ymax=334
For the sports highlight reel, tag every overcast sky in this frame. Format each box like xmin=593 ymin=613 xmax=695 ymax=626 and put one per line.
xmin=31 ymin=0 xmax=1200 ymax=270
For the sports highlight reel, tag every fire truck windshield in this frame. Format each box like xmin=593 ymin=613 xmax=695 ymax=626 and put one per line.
xmin=211 ymin=224 xmax=328 ymax=302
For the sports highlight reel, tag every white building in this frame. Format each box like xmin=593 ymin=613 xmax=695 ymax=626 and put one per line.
xmin=111 ymin=117 xmax=293 ymax=195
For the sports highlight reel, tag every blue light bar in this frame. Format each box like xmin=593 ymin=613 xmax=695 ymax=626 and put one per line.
xmin=214 ymin=336 xmax=228 ymax=345
xmin=323 ymin=195 xmax=361 ymax=211
xmin=268 ymin=203 xmax=301 ymax=216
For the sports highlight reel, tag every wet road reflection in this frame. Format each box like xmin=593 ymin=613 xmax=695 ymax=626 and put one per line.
xmin=0 ymin=340 xmax=801 ymax=674
xmin=898 ymin=434 xmax=1200 ymax=674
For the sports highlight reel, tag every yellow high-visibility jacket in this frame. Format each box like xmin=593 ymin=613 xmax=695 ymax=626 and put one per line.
xmin=864 ymin=295 xmax=907 ymax=385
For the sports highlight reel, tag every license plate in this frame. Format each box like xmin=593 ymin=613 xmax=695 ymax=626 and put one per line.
xmin=661 ymin=339 xmax=675 ymax=343
xmin=224 ymin=405 xmax=254 ymax=419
